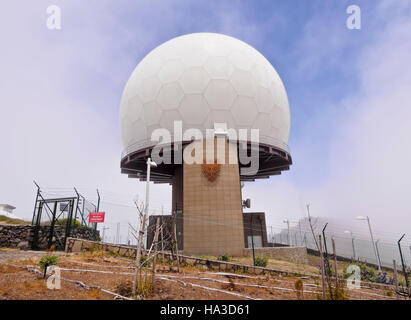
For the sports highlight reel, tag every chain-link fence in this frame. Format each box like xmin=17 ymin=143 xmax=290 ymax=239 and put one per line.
xmin=270 ymin=223 xmax=411 ymax=272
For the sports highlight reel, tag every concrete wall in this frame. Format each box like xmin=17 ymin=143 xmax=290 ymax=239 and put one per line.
xmin=0 ymin=224 xmax=99 ymax=250
xmin=183 ymin=139 xmax=244 ymax=256
xmin=243 ymin=246 xmax=308 ymax=265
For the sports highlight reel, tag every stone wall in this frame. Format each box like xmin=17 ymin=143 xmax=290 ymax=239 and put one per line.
xmin=0 ymin=224 xmax=100 ymax=250
xmin=0 ymin=225 xmax=32 ymax=250
xmin=243 ymin=246 xmax=308 ymax=265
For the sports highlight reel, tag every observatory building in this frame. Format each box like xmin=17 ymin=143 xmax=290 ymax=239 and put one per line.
xmin=119 ymin=33 xmax=292 ymax=256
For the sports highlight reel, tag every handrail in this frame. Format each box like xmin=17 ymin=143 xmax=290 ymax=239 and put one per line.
xmin=121 ymin=134 xmax=290 ymax=159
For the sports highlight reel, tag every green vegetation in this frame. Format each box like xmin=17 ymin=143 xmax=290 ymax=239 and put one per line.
xmin=217 ymin=254 xmax=232 ymax=262
xmin=0 ymin=215 xmax=28 ymax=225
xmin=330 ymin=286 xmax=347 ymax=300
xmin=294 ymin=279 xmax=304 ymax=299
xmin=254 ymin=256 xmax=269 ymax=267
xmin=294 ymin=279 xmax=303 ymax=291
xmin=343 ymin=262 xmax=377 ymax=282
xmin=140 ymin=255 xmax=151 ymax=267
xmin=55 ymin=218 xmax=81 ymax=226
xmin=38 ymin=255 xmax=59 ymax=270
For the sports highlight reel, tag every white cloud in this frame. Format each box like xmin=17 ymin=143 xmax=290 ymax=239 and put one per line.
xmin=2 ymin=1 xmax=410 ymax=247
xmin=243 ymin=1 xmax=411 ymax=246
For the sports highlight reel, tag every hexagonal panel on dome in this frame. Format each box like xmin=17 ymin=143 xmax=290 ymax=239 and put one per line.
xmin=129 ymin=119 xmax=147 ymax=144
xmin=179 ymin=94 xmax=210 ymax=125
xmin=203 ymin=110 xmax=237 ymax=131
xmin=278 ymin=121 xmax=290 ymax=142
xmin=268 ymin=126 xmax=281 ymax=146
xmin=158 ymin=59 xmax=185 ymax=83
xmin=253 ymin=113 xmax=272 ymax=136
xmin=157 ymin=37 xmax=186 ymax=60
xmin=126 ymin=95 xmax=144 ymax=121
xmin=254 ymin=86 xmax=274 ymax=113
xmin=251 ymin=64 xmax=271 ymax=88
xmin=231 ymin=96 xmax=258 ymax=126
xmin=123 ymin=73 xmax=142 ymax=100
xmin=269 ymin=80 xmax=289 ymax=109
xmin=141 ymin=101 xmax=162 ymax=126
xmin=137 ymin=76 xmax=162 ymax=103
xmin=136 ymin=55 xmax=164 ymax=79
xmin=229 ymin=49 xmax=255 ymax=71
xmin=270 ymin=106 xmax=287 ymax=129
xmin=204 ymin=79 xmax=237 ymax=110
xmin=203 ymin=36 xmax=233 ymax=56
xmin=157 ymin=82 xmax=184 ymax=110
xmin=182 ymin=45 xmax=209 ymax=67
xmin=179 ymin=67 xmax=210 ymax=94
xmin=230 ymin=69 xmax=256 ymax=97
xmin=204 ymin=56 xmax=234 ymax=79
xmin=146 ymin=124 xmax=163 ymax=142
xmin=159 ymin=109 xmax=183 ymax=131
xmin=121 ymin=117 xmax=133 ymax=145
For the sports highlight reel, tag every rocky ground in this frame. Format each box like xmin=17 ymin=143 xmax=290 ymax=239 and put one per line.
xmin=0 ymin=248 xmax=400 ymax=300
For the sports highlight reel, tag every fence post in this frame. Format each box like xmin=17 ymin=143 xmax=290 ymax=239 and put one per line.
xmin=152 ymin=218 xmax=160 ymax=291
xmin=332 ymin=239 xmax=338 ymax=289
xmin=393 ymin=259 xmax=399 ymax=300
xmin=174 ymin=218 xmax=180 ymax=272
xmin=319 ymin=235 xmax=326 ymax=300
xmin=160 ymin=224 xmax=165 ymax=265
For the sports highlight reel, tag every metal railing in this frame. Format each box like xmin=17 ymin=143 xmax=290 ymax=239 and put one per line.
xmin=121 ymin=133 xmax=290 ymax=159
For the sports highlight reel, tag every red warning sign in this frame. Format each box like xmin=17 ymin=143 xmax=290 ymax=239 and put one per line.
xmin=88 ymin=212 xmax=105 ymax=223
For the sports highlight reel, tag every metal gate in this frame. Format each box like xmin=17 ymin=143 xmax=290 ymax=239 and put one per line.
xmin=31 ymin=182 xmax=100 ymax=250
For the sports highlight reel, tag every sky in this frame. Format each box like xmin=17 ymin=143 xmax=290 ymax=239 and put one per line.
xmin=0 ymin=0 xmax=410 ymax=246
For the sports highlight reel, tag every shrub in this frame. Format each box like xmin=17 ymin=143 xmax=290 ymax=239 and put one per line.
xmin=343 ymin=262 xmax=377 ymax=283
xmin=331 ymin=287 xmax=347 ymax=300
xmin=88 ymin=288 xmax=101 ymax=299
xmin=38 ymin=255 xmax=58 ymax=270
xmin=139 ymin=255 xmax=151 ymax=267
xmin=294 ymin=279 xmax=303 ymax=291
xmin=254 ymin=256 xmax=268 ymax=267
xmin=116 ymin=280 xmax=133 ymax=297
xmin=217 ymin=254 xmax=231 ymax=262
xmin=56 ymin=218 xmax=81 ymax=226
xmin=295 ymin=279 xmax=304 ymax=300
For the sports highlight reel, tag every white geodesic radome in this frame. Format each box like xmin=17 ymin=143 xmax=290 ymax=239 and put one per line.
xmin=119 ymin=32 xmax=290 ymax=156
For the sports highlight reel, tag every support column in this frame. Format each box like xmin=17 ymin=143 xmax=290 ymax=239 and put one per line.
xmin=182 ymin=139 xmax=244 ymax=256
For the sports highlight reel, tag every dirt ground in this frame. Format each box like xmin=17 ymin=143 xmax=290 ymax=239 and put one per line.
xmin=0 ymin=248 xmax=399 ymax=300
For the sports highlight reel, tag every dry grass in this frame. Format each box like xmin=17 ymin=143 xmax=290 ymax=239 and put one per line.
xmin=12 ymin=258 xmax=40 ymax=266
xmin=0 ymin=264 xmax=20 ymax=273
xmin=0 ymin=249 xmax=400 ymax=300
xmin=0 ymin=215 xmax=29 ymax=225
xmin=115 ymin=280 xmax=133 ymax=297
xmin=0 ymin=247 xmax=21 ymax=252
xmin=232 ymin=256 xmax=319 ymax=275
xmin=87 ymin=288 xmax=101 ymax=299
